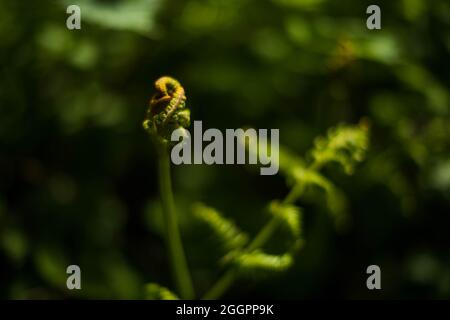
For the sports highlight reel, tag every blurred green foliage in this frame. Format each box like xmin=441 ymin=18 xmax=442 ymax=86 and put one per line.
xmin=0 ymin=0 xmax=449 ymax=299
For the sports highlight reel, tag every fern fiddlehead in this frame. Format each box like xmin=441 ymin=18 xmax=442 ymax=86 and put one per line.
xmin=144 ymin=76 xmax=194 ymax=299
xmin=143 ymin=76 xmax=191 ymax=143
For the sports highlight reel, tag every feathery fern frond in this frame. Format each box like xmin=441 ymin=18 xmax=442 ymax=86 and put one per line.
xmin=145 ymin=283 xmax=179 ymax=300
xmin=192 ymin=203 xmax=248 ymax=251
xmin=230 ymin=251 xmax=293 ymax=274
xmin=310 ymin=120 xmax=370 ymax=174
xmin=289 ymin=167 xmax=347 ymax=224
xmin=268 ymin=200 xmax=302 ymax=239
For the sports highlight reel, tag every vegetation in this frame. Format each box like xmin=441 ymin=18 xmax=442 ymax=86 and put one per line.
xmin=144 ymin=76 xmax=369 ymax=299
xmin=0 ymin=0 xmax=449 ymax=299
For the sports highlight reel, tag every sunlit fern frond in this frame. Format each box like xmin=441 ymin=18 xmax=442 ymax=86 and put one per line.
xmin=145 ymin=283 xmax=179 ymax=300
xmin=290 ymin=167 xmax=347 ymax=226
xmin=230 ymin=251 xmax=293 ymax=275
xmin=310 ymin=120 xmax=370 ymax=174
xmin=268 ymin=200 xmax=302 ymax=239
xmin=192 ymin=202 xmax=248 ymax=252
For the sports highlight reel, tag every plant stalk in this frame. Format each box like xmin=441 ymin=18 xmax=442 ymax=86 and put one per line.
xmin=157 ymin=142 xmax=195 ymax=299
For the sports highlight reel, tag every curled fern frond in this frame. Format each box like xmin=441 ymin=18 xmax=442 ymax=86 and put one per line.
xmin=310 ymin=120 xmax=370 ymax=174
xmin=143 ymin=76 xmax=191 ymax=142
xmin=145 ymin=283 xmax=179 ymax=300
xmin=192 ymin=203 xmax=248 ymax=251
xmin=230 ymin=251 xmax=293 ymax=274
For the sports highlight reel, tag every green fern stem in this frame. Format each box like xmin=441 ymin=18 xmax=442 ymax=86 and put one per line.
xmin=201 ymin=269 xmax=236 ymax=300
xmin=157 ymin=142 xmax=195 ymax=299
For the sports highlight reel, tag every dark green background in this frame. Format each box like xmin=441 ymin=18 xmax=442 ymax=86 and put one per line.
xmin=0 ymin=0 xmax=449 ymax=299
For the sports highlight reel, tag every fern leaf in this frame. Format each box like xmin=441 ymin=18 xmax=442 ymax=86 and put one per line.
xmin=231 ymin=251 xmax=293 ymax=274
xmin=145 ymin=283 xmax=179 ymax=300
xmin=268 ymin=200 xmax=302 ymax=238
xmin=192 ymin=203 xmax=248 ymax=251
xmin=310 ymin=120 xmax=370 ymax=174
xmin=291 ymin=167 xmax=347 ymax=224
